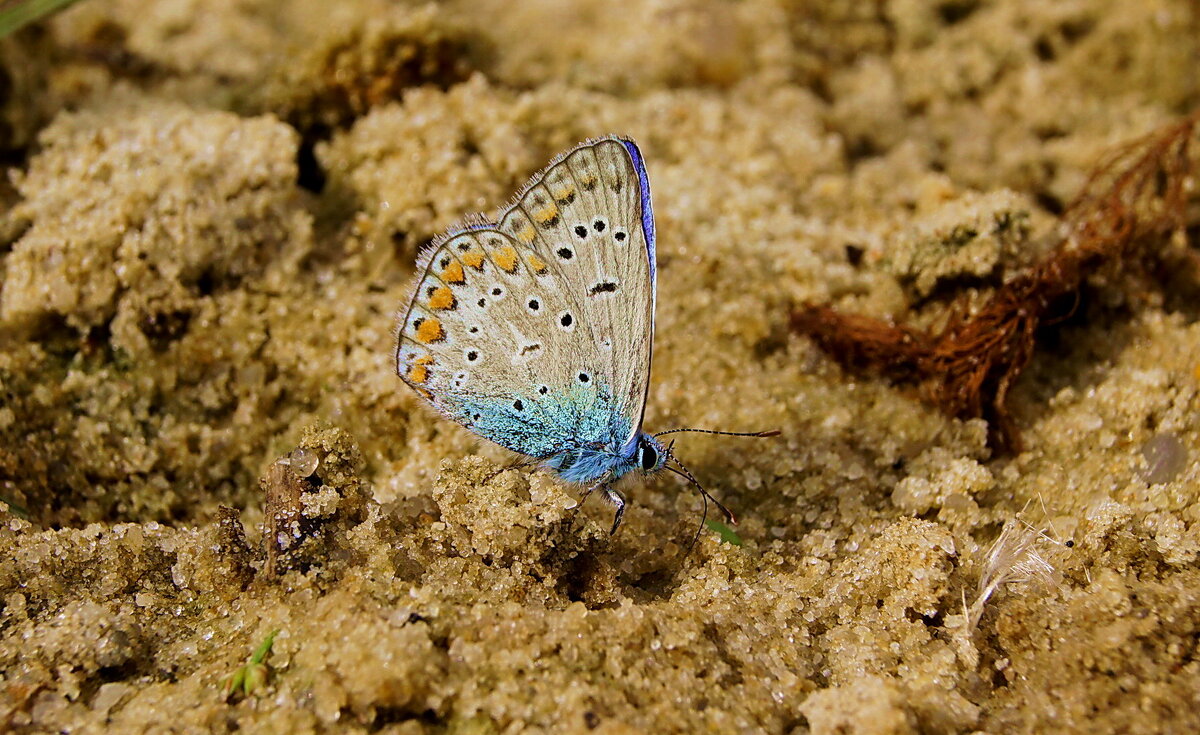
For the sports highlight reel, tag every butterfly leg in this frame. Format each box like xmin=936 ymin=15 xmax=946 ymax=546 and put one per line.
xmin=569 ymin=480 xmax=605 ymax=524
xmin=569 ymin=481 xmax=625 ymax=535
xmin=604 ymin=486 xmax=628 ymax=536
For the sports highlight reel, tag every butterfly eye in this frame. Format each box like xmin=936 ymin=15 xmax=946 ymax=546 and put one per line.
xmin=640 ymin=444 xmax=659 ymax=471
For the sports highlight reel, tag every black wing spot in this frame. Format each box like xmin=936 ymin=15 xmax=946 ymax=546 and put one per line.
xmin=520 ymin=343 xmax=542 ymax=356
xmin=593 ymin=219 xmax=606 ymax=232
xmin=426 ymin=286 xmax=437 ymax=296
xmin=458 ymin=242 xmax=471 ymax=251
xmin=588 ymin=281 xmax=618 ymax=296
xmin=560 ymin=312 xmax=573 ymax=328
xmin=513 ymin=399 xmax=523 ymax=411
xmin=538 ymin=386 xmax=549 ymax=395
xmin=469 ymin=326 xmax=479 ymax=334
xmin=467 ymin=350 xmax=478 ymax=362
xmin=557 ymin=247 xmax=574 ymax=260
xmin=478 ymin=298 xmax=486 ymax=307
xmin=527 ymin=298 xmax=540 ymax=311
xmin=439 ymin=256 xmax=451 ymax=268
xmin=614 ymin=230 xmax=627 ymax=242
xmin=574 ymin=225 xmax=588 ymax=238
xmin=578 ymin=372 xmax=590 ymax=383
xmin=492 ymin=287 xmax=503 ymax=296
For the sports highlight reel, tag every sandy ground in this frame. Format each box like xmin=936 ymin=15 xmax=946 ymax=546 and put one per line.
xmin=2 ymin=0 xmax=1200 ymax=732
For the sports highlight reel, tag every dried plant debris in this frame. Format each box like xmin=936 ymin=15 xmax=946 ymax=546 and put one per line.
xmin=964 ymin=517 xmax=1067 ymax=632
xmin=261 ymin=423 xmax=369 ymax=578
xmin=793 ymin=112 xmax=1200 ymax=451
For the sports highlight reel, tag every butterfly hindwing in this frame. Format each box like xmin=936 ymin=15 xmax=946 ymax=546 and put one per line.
xmin=396 ymin=136 xmax=655 ymax=461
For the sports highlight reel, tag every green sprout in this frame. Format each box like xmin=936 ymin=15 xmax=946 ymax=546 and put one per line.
xmin=705 ymin=519 xmax=743 ymax=546
xmin=0 ymin=0 xmax=85 ymax=38
xmin=222 ymin=629 xmax=280 ymax=700
xmin=1 ymin=497 xmax=30 ymax=520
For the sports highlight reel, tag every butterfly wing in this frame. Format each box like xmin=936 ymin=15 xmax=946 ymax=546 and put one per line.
xmin=396 ymin=136 xmax=656 ymax=461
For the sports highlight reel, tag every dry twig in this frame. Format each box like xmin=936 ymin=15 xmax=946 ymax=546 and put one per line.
xmin=793 ymin=112 xmax=1200 ymax=450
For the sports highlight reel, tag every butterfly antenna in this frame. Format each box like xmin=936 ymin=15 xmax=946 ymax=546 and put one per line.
xmin=664 ymin=464 xmax=709 ymax=554
xmin=661 ymin=443 xmax=737 ymax=555
xmin=654 ymin=428 xmax=781 ymax=439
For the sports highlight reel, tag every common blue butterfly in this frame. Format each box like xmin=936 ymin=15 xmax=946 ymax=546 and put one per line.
xmin=396 ymin=136 xmax=776 ymax=535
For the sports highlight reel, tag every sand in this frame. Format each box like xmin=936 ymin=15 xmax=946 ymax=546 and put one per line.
xmin=2 ymin=0 xmax=1199 ymax=732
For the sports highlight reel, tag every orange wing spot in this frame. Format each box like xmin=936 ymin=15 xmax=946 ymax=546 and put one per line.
xmin=416 ymin=318 xmax=445 ymax=343
xmin=408 ymin=364 xmax=429 ymax=384
xmin=440 ymin=260 xmax=465 ymax=284
xmin=551 ymin=184 xmax=575 ymax=202
xmin=428 ymin=286 xmax=456 ymax=310
xmin=527 ymin=253 xmax=548 ymax=274
xmin=415 ymin=355 xmax=434 ymax=365
xmin=461 ymin=250 xmax=485 ymax=269
xmin=533 ymin=204 xmax=559 ymax=224
xmin=516 ymin=224 xmax=536 ymax=244
xmin=493 ymin=245 xmax=519 ymax=272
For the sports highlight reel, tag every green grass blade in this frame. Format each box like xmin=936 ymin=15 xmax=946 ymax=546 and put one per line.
xmin=0 ymin=0 xmax=84 ymax=38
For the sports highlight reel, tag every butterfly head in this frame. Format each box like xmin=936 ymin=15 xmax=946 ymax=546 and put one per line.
xmin=634 ymin=433 xmax=668 ymax=474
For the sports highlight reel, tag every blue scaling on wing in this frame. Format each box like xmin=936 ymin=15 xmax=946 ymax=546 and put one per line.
xmin=441 ymin=380 xmax=635 ymax=473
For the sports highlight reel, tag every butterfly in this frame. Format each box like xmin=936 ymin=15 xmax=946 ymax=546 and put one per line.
xmin=395 ymin=135 xmax=776 ymax=537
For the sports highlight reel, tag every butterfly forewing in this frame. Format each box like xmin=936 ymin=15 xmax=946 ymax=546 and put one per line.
xmin=397 ymin=136 xmax=655 ymax=461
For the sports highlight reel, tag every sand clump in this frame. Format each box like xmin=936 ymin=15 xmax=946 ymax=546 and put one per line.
xmin=2 ymin=0 xmax=1200 ymax=733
